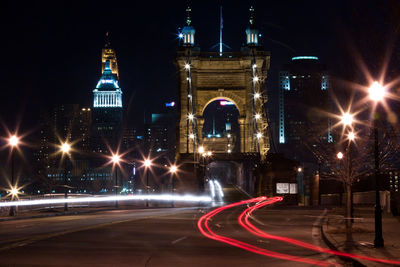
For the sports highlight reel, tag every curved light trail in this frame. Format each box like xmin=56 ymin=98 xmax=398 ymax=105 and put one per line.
xmin=197 ymin=197 xmax=336 ymax=266
xmin=238 ymin=197 xmax=400 ymax=266
xmin=0 ymin=194 xmax=212 ymax=207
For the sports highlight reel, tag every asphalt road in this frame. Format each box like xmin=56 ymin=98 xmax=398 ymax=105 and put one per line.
xmin=0 ymin=203 xmax=340 ymax=266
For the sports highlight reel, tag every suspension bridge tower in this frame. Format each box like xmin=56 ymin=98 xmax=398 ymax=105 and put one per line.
xmin=174 ymin=5 xmax=271 ymax=193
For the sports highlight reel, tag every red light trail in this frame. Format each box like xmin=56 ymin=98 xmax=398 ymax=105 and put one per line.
xmin=198 ymin=196 xmax=400 ymax=266
xmin=197 ymin=197 xmax=335 ymax=266
xmin=239 ymin=196 xmax=400 ymax=266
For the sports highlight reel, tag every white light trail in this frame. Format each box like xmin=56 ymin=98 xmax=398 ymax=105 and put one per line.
xmin=0 ymin=194 xmax=212 ymax=207
xmin=209 ymin=180 xmax=216 ymax=199
xmin=213 ymin=180 xmax=224 ymax=198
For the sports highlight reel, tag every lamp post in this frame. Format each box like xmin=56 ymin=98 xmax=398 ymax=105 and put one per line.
xmin=170 ymin=165 xmax=178 ymax=207
xmin=8 ymin=135 xmax=19 ymax=216
xmin=60 ymin=142 xmax=71 ymax=212
xmin=340 ymin=111 xmax=356 ymax=223
xmin=348 ymin=131 xmax=355 ymax=223
xmin=368 ymin=81 xmax=386 ymax=248
xmin=144 ymin=159 xmax=152 ymax=207
xmin=111 ymin=154 xmax=121 ymax=208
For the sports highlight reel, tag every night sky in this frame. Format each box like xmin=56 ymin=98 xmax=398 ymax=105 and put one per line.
xmin=2 ymin=0 xmax=400 ymax=135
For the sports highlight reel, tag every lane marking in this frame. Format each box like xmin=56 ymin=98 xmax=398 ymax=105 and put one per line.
xmin=171 ymin=236 xmax=187 ymax=245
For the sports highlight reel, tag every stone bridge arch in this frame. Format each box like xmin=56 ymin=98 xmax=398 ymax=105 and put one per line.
xmin=175 ymin=50 xmax=270 ymax=158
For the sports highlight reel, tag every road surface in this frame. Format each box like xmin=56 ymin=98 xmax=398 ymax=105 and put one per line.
xmin=0 ymin=203 xmax=340 ymax=266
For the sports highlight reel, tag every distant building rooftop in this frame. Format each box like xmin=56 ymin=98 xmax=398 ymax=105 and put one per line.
xmin=291 ymin=56 xmax=319 ymax=61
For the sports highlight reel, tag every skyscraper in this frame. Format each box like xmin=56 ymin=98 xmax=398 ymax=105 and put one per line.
xmin=278 ymin=56 xmax=332 ymax=163
xmin=91 ymin=43 xmax=123 ymax=154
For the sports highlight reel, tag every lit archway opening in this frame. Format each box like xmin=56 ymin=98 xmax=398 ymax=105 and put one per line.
xmin=202 ymin=99 xmax=240 ymax=153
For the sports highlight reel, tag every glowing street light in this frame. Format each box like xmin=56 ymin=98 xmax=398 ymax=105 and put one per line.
xmin=255 ymin=113 xmax=261 ymax=120
xmin=227 ymin=133 xmax=231 ymax=138
xmin=256 ymin=132 xmax=262 ymax=139
xmin=253 ymin=76 xmax=259 ymax=82
xmin=112 ymin=154 xmax=121 ymax=164
xmin=198 ymin=146 xmax=205 ymax=154
xmin=348 ymin=131 xmax=355 ymax=141
xmin=10 ymin=187 xmax=19 ymax=197
xmin=144 ymin=159 xmax=152 ymax=167
xmin=184 ymin=63 xmax=191 ymax=70
xmin=297 ymin=167 xmax=303 ymax=173
xmin=9 ymin=135 xmax=19 ymax=147
xmin=252 ymin=64 xmax=257 ymax=69
xmin=178 ymin=33 xmax=184 ymax=39
xmin=341 ymin=112 xmax=354 ymax=126
xmin=369 ymin=81 xmax=386 ymax=102
xmin=188 ymin=113 xmax=194 ymax=120
xmin=61 ymin=142 xmax=71 ymax=154
xmin=170 ymin=165 xmax=178 ymax=173
xmin=337 ymin=152 xmax=344 ymax=159
xmin=254 ymin=92 xmax=261 ymax=99
xmin=207 ymin=151 xmax=212 ymax=157
xmin=189 ymin=133 xmax=195 ymax=139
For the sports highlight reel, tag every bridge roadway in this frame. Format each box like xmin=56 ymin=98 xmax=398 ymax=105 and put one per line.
xmin=0 ymin=190 xmax=339 ymax=266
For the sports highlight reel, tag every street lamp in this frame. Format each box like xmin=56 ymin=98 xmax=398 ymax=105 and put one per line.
xmin=369 ymin=81 xmax=386 ymax=102
xmin=144 ymin=159 xmax=152 ymax=207
xmin=111 ymin=154 xmax=121 ymax=208
xmin=198 ymin=146 xmax=205 ymax=154
xmin=337 ymin=152 xmax=344 ymax=159
xmin=8 ymin=134 xmax=19 ymax=216
xmin=60 ymin=142 xmax=71 ymax=211
xmin=341 ymin=112 xmax=354 ymax=127
xmin=348 ymin=131 xmax=355 ymax=141
xmin=369 ymin=81 xmax=386 ymax=248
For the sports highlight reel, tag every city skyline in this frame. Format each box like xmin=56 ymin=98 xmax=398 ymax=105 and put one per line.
xmin=0 ymin=2 xmax=400 ymax=266
xmin=2 ymin=1 xmax=399 ymax=134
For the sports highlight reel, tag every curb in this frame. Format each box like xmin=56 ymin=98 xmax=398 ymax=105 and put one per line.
xmin=0 ymin=208 xmax=114 ymax=222
xmin=320 ymin=216 xmax=366 ymax=267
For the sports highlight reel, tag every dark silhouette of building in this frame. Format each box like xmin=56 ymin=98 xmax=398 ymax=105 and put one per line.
xmin=278 ymin=56 xmax=332 ymax=163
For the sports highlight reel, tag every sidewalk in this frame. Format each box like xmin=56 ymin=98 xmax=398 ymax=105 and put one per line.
xmin=322 ymin=206 xmax=400 ymax=266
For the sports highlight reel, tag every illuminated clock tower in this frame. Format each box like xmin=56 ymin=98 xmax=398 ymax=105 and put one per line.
xmin=91 ymin=41 xmax=123 ymax=154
